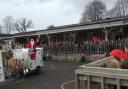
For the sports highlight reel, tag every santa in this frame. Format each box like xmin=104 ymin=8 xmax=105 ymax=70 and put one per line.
xmin=27 ymin=38 xmax=37 ymax=60
xmin=28 ymin=39 xmax=37 ymax=49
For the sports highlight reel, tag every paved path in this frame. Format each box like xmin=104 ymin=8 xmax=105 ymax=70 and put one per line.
xmin=0 ymin=61 xmax=85 ymax=89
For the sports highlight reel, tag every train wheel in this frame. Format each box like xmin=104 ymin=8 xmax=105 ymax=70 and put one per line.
xmin=35 ymin=66 xmax=41 ymax=74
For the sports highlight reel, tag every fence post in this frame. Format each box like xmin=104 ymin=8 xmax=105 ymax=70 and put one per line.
xmin=117 ymin=79 xmax=120 ymax=89
xmin=75 ymin=74 xmax=80 ymax=89
xmin=87 ymin=75 xmax=90 ymax=89
xmin=101 ymin=77 xmax=104 ymax=89
xmin=0 ymin=51 xmax=5 ymax=82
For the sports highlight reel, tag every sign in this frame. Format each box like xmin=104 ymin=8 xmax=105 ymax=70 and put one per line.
xmin=14 ymin=49 xmax=28 ymax=60
xmin=0 ymin=51 xmax=5 ymax=82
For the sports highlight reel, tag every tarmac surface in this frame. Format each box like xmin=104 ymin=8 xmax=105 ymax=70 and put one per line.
xmin=0 ymin=61 xmax=85 ymax=89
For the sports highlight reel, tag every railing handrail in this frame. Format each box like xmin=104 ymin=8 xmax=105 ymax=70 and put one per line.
xmin=42 ymin=42 xmax=124 ymax=54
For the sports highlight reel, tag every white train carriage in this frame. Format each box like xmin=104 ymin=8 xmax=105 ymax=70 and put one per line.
xmin=13 ymin=48 xmax=44 ymax=76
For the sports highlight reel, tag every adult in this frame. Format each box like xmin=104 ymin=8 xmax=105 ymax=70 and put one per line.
xmin=27 ymin=39 xmax=37 ymax=49
xmin=102 ymin=37 xmax=128 ymax=89
xmin=91 ymin=36 xmax=100 ymax=44
xmin=110 ymin=37 xmax=128 ymax=60
xmin=110 ymin=37 xmax=128 ymax=68
xmin=26 ymin=37 xmax=40 ymax=60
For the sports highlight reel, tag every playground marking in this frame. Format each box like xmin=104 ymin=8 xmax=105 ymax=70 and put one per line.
xmin=61 ymin=80 xmax=75 ymax=89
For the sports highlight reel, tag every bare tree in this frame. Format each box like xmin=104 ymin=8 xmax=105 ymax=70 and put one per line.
xmin=80 ymin=0 xmax=106 ymax=23
xmin=14 ymin=18 xmax=33 ymax=32
xmin=107 ymin=0 xmax=128 ymax=18
xmin=14 ymin=22 xmax=21 ymax=33
xmin=105 ymin=7 xmax=121 ymax=18
xmin=3 ymin=16 xmax=14 ymax=34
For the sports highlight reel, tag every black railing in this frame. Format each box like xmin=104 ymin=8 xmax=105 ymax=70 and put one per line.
xmin=43 ymin=42 xmax=124 ymax=54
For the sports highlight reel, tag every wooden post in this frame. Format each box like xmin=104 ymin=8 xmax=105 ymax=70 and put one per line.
xmin=70 ymin=32 xmax=77 ymax=44
xmin=75 ymin=74 xmax=80 ymax=89
xmin=117 ymin=79 xmax=120 ymax=89
xmin=103 ymin=28 xmax=111 ymax=42
xmin=101 ymin=77 xmax=104 ymax=89
xmin=87 ymin=75 xmax=90 ymax=89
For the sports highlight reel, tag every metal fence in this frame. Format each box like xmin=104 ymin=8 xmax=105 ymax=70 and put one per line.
xmin=43 ymin=41 xmax=124 ymax=54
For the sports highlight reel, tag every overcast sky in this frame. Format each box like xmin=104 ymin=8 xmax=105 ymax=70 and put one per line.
xmin=0 ymin=0 xmax=116 ymax=31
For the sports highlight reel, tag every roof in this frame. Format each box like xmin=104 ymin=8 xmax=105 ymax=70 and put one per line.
xmin=3 ymin=16 xmax=128 ymax=38
xmin=0 ymin=34 xmax=14 ymax=37
xmin=16 ymin=16 xmax=128 ymax=35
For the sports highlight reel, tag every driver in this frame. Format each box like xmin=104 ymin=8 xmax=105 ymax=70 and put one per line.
xmin=27 ymin=38 xmax=37 ymax=60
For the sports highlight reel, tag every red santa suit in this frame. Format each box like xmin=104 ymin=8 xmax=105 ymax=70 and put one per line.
xmin=27 ymin=39 xmax=37 ymax=60
xmin=91 ymin=36 xmax=100 ymax=44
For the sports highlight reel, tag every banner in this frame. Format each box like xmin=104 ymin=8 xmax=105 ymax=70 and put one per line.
xmin=0 ymin=51 xmax=5 ymax=82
